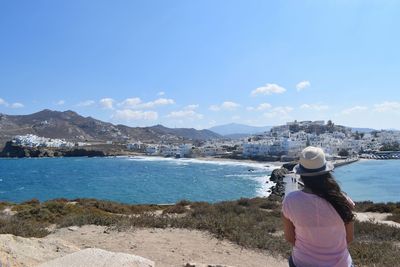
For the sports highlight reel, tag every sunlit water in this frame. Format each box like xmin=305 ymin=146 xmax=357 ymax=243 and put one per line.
xmin=1 ymin=157 xmax=398 ymax=204
xmin=0 ymin=156 xmax=275 ymax=204
xmin=334 ymin=159 xmax=400 ymax=203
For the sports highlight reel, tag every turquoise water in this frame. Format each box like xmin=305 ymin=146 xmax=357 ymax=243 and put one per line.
xmin=1 ymin=157 xmax=398 ymax=204
xmin=334 ymin=160 xmax=400 ymax=203
xmin=0 ymin=157 xmax=273 ymax=204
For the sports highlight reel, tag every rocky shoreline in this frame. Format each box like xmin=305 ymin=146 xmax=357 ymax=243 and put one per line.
xmin=0 ymin=141 xmax=137 ymax=158
xmin=268 ymin=162 xmax=297 ymax=198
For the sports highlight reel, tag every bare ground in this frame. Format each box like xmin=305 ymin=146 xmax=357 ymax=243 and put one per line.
xmin=0 ymin=226 xmax=287 ymax=267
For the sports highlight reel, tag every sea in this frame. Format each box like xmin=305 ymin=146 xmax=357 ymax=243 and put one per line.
xmin=0 ymin=157 xmax=398 ymax=204
xmin=334 ymin=159 xmax=399 ymax=203
xmin=0 ymin=156 xmax=276 ymax=204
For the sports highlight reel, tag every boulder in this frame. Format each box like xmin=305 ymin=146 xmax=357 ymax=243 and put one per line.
xmin=37 ymin=248 xmax=154 ymax=267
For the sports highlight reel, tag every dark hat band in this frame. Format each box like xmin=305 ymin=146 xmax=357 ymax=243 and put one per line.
xmin=299 ymin=164 xmax=327 ymax=173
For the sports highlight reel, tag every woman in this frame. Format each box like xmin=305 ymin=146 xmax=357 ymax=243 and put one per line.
xmin=282 ymin=146 xmax=355 ymax=267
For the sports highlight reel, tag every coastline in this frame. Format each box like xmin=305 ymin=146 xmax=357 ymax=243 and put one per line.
xmin=128 ymin=155 xmax=283 ymax=169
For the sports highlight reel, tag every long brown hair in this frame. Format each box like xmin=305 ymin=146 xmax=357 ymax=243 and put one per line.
xmin=301 ymin=173 xmax=355 ymax=223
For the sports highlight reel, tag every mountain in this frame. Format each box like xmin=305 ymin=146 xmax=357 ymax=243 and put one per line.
xmin=350 ymin=127 xmax=376 ymax=133
xmin=0 ymin=109 xmax=222 ymax=147
xmin=149 ymin=125 xmax=221 ymax=141
xmin=208 ymin=123 xmax=272 ymax=136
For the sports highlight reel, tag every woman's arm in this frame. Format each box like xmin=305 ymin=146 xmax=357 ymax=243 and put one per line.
xmin=345 ymin=221 xmax=354 ymax=244
xmin=282 ymin=215 xmax=296 ymax=246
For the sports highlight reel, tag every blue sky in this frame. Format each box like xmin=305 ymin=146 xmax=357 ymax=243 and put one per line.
xmin=0 ymin=0 xmax=399 ymax=129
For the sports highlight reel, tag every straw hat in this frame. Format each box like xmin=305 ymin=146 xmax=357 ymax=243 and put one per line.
xmin=294 ymin=146 xmax=334 ymax=177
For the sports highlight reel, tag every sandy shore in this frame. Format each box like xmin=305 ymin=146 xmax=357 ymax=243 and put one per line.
xmin=194 ymin=156 xmax=283 ymax=167
xmin=129 ymin=155 xmax=283 ymax=169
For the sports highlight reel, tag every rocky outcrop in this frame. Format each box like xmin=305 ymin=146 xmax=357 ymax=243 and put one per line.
xmin=0 ymin=234 xmax=80 ymax=267
xmin=0 ymin=142 xmax=106 ymax=158
xmin=282 ymin=161 xmax=297 ymax=171
xmin=269 ymin=167 xmax=290 ymax=198
xmin=38 ymin=248 xmax=154 ymax=267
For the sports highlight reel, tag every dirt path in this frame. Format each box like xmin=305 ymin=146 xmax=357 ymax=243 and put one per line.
xmin=51 ymin=226 xmax=287 ymax=267
xmin=0 ymin=225 xmax=287 ymax=267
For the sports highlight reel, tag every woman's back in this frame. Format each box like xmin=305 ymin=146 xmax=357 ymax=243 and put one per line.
xmin=283 ymin=190 xmax=352 ymax=267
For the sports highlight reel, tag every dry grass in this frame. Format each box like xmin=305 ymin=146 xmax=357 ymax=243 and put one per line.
xmin=1 ymin=198 xmax=399 ymax=266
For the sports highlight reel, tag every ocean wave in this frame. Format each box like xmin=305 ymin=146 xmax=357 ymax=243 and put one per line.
xmin=127 ymin=156 xmax=279 ymax=171
xmin=224 ymin=173 xmax=274 ymax=197
xmin=242 ymin=175 xmax=275 ymax=197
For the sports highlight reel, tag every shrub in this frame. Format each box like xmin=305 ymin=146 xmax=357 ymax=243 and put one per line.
xmin=354 ymin=221 xmax=400 ymax=242
xmin=176 ymin=199 xmax=191 ymax=206
xmin=162 ymin=204 xmax=187 ymax=214
xmin=350 ymin=241 xmax=400 ymax=267
xmin=21 ymin=198 xmax=40 ymax=206
xmin=0 ymin=217 xmax=49 ymax=238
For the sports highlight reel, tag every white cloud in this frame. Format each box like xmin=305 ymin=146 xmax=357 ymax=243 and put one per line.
xmin=119 ymin=97 xmax=142 ymax=108
xmin=184 ymin=104 xmax=199 ymax=110
xmin=208 ymin=120 xmax=217 ymax=126
xmin=0 ymin=98 xmax=9 ymax=106
xmin=167 ymin=110 xmax=203 ymax=120
xmin=142 ymin=98 xmax=175 ymax=108
xmin=119 ymin=97 xmax=175 ymax=109
xmin=99 ymin=98 xmax=115 ymax=109
xmin=77 ymin=100 xmax=96 ymax=107
xmin=300 ymin=104 xmax=329 ymax=111
xmin=113 ymin=109 xmax=158 ymax=121
xmin=209 ymin=105 xmax=221 ymax=111
xmin=257 ymin=103 xmax=272 ymax=110
xmin=264 ymin=106 xmax=293 ymax=118
xmin=251 ymin=83 xmax=286 ymax=96
xmin=166 ymin=104 xmax=203 ymax=120
xmin=10 ymin=102 xmax=24 ymax=108
xmin=56 ymin=100 xmax=65 ymax=106
xmin=373 ymin=101 xmax=400 ymax=112
xmin=296 ymin=80 xmax=311 ymax=91
xmin=209 ymin=101 xmax=240 ymax=111
xmin=158 ymin=91 xmax=165 ymax=96
xmin=247 ymin=103 xmax=272 ymax=111
xmin=341 ymin=106 xmax=368 ymax=115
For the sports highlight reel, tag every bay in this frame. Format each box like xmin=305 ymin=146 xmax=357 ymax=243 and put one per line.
xmin=0 ymin=157 xmax=274 ymax=204
xmin=334 ymin=159 xmax=400 ymax=203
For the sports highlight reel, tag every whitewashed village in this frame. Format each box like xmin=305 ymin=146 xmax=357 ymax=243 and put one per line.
xmin=11 ymin=120 xmax=400 ymax=160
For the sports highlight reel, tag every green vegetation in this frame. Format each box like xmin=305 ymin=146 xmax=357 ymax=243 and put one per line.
xmin=0 ymin=198 xmax=399 ymax=266
xmin=380 ymin=141 xmax=400 ymax=151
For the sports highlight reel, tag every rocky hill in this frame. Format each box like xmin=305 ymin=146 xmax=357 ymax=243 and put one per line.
xmin=209 ymin=123 xmax=272 ymax=136
xmin=0 ymin=109 xmax=222 ymax=147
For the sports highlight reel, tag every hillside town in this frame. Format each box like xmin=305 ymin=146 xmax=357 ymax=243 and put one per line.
xmin=12 ymin=134 xmax=75 ymax=148
xmin=6 ymin=120 xmax=400 ymax=160
xmin=129 ymin=120 xmax=400 ymax=160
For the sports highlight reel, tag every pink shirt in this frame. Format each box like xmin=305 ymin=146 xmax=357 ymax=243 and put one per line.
xmin=282 ymin=191 xmax=353 ymax=267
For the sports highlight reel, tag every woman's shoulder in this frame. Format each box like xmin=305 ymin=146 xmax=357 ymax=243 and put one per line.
xmin=283 ymin=190 xmax=304 ymax=202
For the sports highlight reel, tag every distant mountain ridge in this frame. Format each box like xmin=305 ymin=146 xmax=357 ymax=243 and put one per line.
xmin=350 ymin=127 xmax=376 ymax=133
xmin=0 ymin=109 xmax=222 ymax=147
xmin=208 ymin=123 xmax=272 ymax=136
